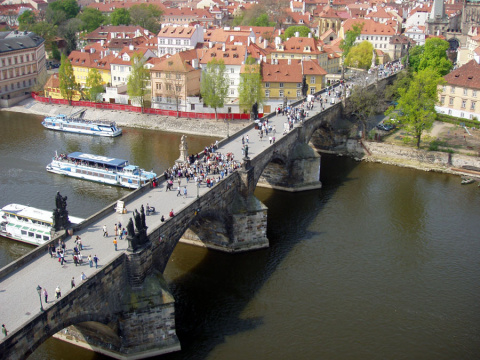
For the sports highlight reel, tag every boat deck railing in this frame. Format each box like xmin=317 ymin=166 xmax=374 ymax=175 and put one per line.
xmin=50 ymin=116 xmax=117 ymax=127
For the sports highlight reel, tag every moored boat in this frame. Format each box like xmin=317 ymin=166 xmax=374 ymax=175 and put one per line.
xmin=42 ymin=112 xmax=122 ymax=137
xmin=461 ymin=178 xmax=475 ymax=185
xmin=0 ymin=204 xmax=83 ymax=246
xmin=46 ymin=152 xmax=157 ymax=189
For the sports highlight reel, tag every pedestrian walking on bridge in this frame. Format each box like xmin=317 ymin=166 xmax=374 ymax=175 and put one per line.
xmin=103 ymin=225 xmax=108 ymax=237
xmin=94 ymin=255 xmax=99 ymax=268
xmin=43 ymin=288 xmax=48 ymax=303
xmin=2 ymin=324 xmax=7 ymax=337
xmin=55 ymin=286 xmax=61 ymax=299
xmin=113 ymin=237 xmax=117 ymax=251
xmin=71 ymin=277 xmax=75 ymax=289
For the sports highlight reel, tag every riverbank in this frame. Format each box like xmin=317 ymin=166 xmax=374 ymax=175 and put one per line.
xmin=342 ymin=139 xmax=480 ymax=180
xmin=2 ymin=97 xmax=251 ymax=137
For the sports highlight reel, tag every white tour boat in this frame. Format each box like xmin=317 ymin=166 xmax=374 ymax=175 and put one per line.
xmin=46 ymin=152 xmax=157 ymax=189
xmin=0 ymin=204 xmax=84 ymax=246
xmin=42 ymin=112 xmax=122 ymax=137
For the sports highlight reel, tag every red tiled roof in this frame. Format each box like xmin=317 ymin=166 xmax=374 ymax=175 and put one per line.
xmin=444 ymin=60 xmax=480 ymax=90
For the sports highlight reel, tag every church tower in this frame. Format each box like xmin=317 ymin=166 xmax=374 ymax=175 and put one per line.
xmin=427 ymin=0 xmax=449 ymax=37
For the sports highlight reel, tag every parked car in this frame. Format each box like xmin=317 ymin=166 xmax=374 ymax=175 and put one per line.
xmin=376 ymin=123 xmax=395 ymax=131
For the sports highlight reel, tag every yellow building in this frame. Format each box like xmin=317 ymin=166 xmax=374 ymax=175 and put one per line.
xmin=436 ymin=58 xmax=480 ymax=120
xmin=68 ymin=49 xmax=114 ymax=87
xmin=44 ymin=73 xmax=81 ymax=100
xmin=150 ymin=50 xmax=201 ymax=111
xmin=262 ymin=59 xmax=326 ymax=102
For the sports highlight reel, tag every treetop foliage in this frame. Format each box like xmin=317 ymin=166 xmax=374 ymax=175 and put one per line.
xmin=407 ymin=38 xmax=452 ymax=76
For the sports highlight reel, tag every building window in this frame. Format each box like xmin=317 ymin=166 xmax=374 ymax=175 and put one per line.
xmin=156 ymin=83 xmax=161 ymax=90
xmin=442 ymin=85 xmax=446 ymax=92
xmin=310 ymin=87 xmax=316 ymax=94
xmin=297 ymin=83 xmax=301 ymax=88
xmin=279 ymin=83 xmax=284 ymax=88
xmin=230 ymin=68 xmax=234 ymax=74
xmin=279 ymin=90 xmax=284 ymax=97
xmin=176 ymin=39 xmax=181 ymax=45
xmin=440 ymin=96 xmax=445 ymax=105
xmin=450 ymin=86 xmax=455 ymax=94
xmin=449 ymin=97 xmax=454 ymax=105
xmin=160 ymin=39 xmax=165 ymax=44
xmin=265 ymin=82 xmax=270 ymax=88
xmin=265 ymin=90 xmax=270 ymax=97
xmin=297 ymin=90 xmax=301 ymax=97
xmin=448 ymin=109 xmax=452 ymax=115
xmin=473 ymin=90 xmax=477 ymax=98
xmin=230 ymin=80 xmax=234 ymax=85
xmin=463 ymin=88 xmax=468 ymax=96
xmin=471 ymin=101 xmax=476 ymax=111
xmin=461 ymin=100 xmax=466 ymax=109
xmin=230 ymin=89 xmax=234 ymax=95
xmin=310 ymin=76 xmax=315 ymax=84
xmin=176 ymin=85 xmax=181 ymax=92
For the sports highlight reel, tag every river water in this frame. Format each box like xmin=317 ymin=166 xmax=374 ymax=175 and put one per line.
xmin=1 ymin=112 xmax=479 ymax=360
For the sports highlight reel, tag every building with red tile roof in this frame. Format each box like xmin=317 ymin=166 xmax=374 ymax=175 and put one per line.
xmin=262 ymin=58 xmax=326 ymax=102
xmin=157 ymin=24 xmax=204 ymax=56
xmin=436 ymin=58 xmax=480 ymax=120
xmin=150 ymin=50 xmax=201 ymax=112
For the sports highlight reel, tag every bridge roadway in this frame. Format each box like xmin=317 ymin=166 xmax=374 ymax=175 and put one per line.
xmin=0 ymin=73 xmax=385 ymax=343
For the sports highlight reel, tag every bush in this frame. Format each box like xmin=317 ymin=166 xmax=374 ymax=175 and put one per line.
xmin=437 ymin=114 xmax=479 ymax=128
xmin=402 ymin=136 xmax=412 ymax=145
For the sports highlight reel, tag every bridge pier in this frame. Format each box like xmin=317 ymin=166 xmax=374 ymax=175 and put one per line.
xmin=257 ymin=142 xmax=322 ymax=192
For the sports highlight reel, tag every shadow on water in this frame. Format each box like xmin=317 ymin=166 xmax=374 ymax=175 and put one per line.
xmin=158 ymin=154 xmax=360 ymax=360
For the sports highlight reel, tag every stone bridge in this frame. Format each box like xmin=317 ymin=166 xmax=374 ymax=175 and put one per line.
xmin=0 ymin=74 xmax=398 ymax=359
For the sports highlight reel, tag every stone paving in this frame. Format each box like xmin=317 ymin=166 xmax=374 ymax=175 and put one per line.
xmin=0 ymin=73 xmax=386 ymax=338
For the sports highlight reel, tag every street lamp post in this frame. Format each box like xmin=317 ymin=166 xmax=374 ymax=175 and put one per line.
xmin=36 ymin=285 xmax=44 ymax=312
xmin=197 ymin=182 xmax=200 ymax=199
xmin=227 ymin=108 xmax=231 ymax=138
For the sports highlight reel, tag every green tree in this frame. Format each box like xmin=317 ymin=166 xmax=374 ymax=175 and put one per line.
xmin=78 ymin=8 xmax=104 ymax=32
xmin=110 ymin=8 xmax=130 ymax=26
xmin=239 ymin=61 xmax=264 ymax=115
xmin=18 ymin=10 xmax=36 ymax=31
xmin=130 ymin=4 xmax=162 ymax=33
xmin=340 ymin=23 xmax=363 ymax=78
xmin=200 ymin=58 xmax=229 ymax=120
xmin=58 ymin=53 xmax=77 ymax=103
xmin=85 ymin=68 xmax=104 ymax=101
xmin=127 ymin=52 xmax=150 ymax=110
xmin=47 ymin=0 xmax=79 ymax=25
xmin=281 ymin=26 xmax=312 ymax=40
xmin=344 ymin=40 xmax=373 ymax=70
xmin=407 ymin=45 xmax=424 ymax=72
xmin=31 ymin=21 xmax=57 ymax=54
xmin=385 ymin=70 xmax=412 ymax=100
xmin=60 ymin=18 xmax=82 ymax=54
xmin=249 ymin=13 xmax=276 ymax=27
xmin=387 ymin=68 xmax=444 ymax=148
xmin=418 ymin=38 xmax=452 ymax=76
xmin=348 ymin=85 xmax=382 ymax=138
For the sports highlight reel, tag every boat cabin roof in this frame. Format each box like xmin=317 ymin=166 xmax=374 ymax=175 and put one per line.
xmin=68 ymin=152 xmax=128 ymax=167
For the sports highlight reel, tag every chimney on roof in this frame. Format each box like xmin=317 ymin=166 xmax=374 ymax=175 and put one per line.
xmin=100 ymin=39 xmax=104 ymax=46
xmin=90 ymin=48 xmax=95 ymax=54
xmin=129 ymin=44 xmax=134 ymax=51
xmin=264 ymin=39 xmax=268 ymax=49
xmin=222 ymin=43 xmax=225 ymax=51
xmin=209 ymin=41 xmax=213 ymax=48
xmin=308 ymin=32 xmax=312 ymax=38
xmin=271 ymin=58 xmax=274 ymax=64
xmin=192 ymin=58 xmax=199 ymax=68
xmin=248 ymin=37 xmax=251 ymax=46
xmin=288 ymin=58 xmax=291 ymax=65
xmin=81 ymin=48 xmax=85 ymax=53
xmin=295 ymin=32 xmax=300 ymax=37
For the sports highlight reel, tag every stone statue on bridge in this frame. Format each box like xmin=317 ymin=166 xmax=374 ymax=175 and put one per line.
xmin=176 ymin=134 xmax=188 ymax=165
xmin=52 ymin=191 xmax=71 ymax=232
xmin=251 ymin=102 xmax=258 ymax=120
xmin=127 ymin=208 xmax=149 ymax=252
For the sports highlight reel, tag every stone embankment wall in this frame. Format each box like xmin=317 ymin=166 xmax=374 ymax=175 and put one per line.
xmin=345 ymin=140 xmax=480 ymax=174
